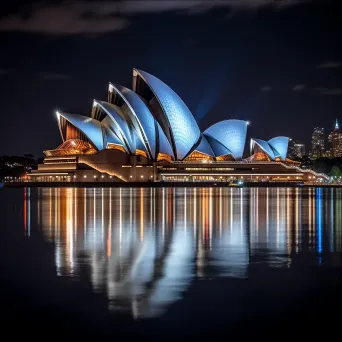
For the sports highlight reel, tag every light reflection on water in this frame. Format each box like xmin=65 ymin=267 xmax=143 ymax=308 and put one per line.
xmin=23 ymin=187 xmax=342 ymax=318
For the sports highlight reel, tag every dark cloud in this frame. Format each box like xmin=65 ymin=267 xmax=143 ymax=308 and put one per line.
xmin=316 ymin=88 xmax=342 ymax=96
xmin=40 ymin=72 xmax=72 ymax=80
xmin=293 ymin=84 xmax=306 ymax=91
xmin=0 ymin=0 xmax=309 ymax=36
xmin=316 ymin=61 xmax=342 ymax=69
xmin=260 ymin=86 xmax=272 ymax=92
xmin=0 ymin=2 xmax=129 ymax=35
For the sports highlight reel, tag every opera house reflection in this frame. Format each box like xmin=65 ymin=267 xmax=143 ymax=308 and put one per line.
xmin=25 ymin=187 xmax=342 ymax=318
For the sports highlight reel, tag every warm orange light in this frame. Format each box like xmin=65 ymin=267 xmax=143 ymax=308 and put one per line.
xmin=44 ymin=139 xmax=96 ymax=156
xmin=106 ymin=144 xmax=126 ymax=153
xmin=157 ymin=153 xmax=173 ymax=163
xmin=184 ymin=151 xmax=214 ymax=162
xmin=216 ymin=154 xmax=235 ymax=162
xmin=136 ymin=149 xmax=148 ymax=158
xmin=247 ymin=152 xmax=271 ymax=162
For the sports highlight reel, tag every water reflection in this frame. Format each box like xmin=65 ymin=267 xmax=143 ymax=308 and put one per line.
xmin=24 ymin=187 xmax=342 ymax=318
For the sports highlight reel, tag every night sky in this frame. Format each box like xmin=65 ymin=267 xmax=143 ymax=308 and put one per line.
xmin=0 ymin=0 xmax=341 ymax=157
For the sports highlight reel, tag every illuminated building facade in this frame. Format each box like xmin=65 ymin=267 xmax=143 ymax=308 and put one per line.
xmin=311 ymin=127 xmax=325 ymax=160
xmin=328 ymin=119 xmax=342 ymax=158
xmin=288 ymin=140 xmax=306 ymax=159
xmin=23 ymin=68 xmax=329 ymax=184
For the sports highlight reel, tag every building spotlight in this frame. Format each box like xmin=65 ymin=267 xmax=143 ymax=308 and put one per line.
xmin=247 ymin=121 xmax=251 ymax=126
xmin=101 ymin=175 xmax=104 ymax=178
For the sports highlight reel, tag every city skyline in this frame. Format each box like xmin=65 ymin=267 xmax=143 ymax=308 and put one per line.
xmin=307 ymin=119 xmax=342 ymax=159
xmin=0 ymin=0 xmax=341 ymax=156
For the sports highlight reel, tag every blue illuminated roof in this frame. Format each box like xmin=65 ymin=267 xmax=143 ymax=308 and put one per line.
xmin=101 ymin=116 xmax=128 ymax=152
xmin=204 ymin=134 xmax=232 ymax=157
xmin=134 ymin=69 xmax=200 ymax=160
xmin=96 ymin=101 xmax=135 ymax=154
xmin=134 ymin=130 xmax=148 ymax=153
xmin=250 ymin=138 xmax=275 ymax=160
xmin=195 ymin=134 xmax=215 ymax=157
xmin=268 ymin=136 xmax=289 ymax=161
xmin=109 ymin=83 xmax=157 ymax=160
xmin=54 ymin=69 xmax=292 ymax=164
xmin=204 ymin=120 xmax=248 ymax=160
xmin=57 ymin=112 xmax=104 ymax=150
xmin=156 ymin=122 xmax=174 ymax=158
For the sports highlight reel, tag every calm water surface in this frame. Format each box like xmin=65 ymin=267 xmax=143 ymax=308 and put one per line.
xmin=1 ymin=187 xmax=342 ymax=332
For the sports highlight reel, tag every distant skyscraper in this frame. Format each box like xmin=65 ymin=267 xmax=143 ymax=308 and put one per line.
xmin=288 ymin=140 xmax=305 ymax=159
xmin=328 ymin=119 xmax=342 ymax=158
xmin=293 ymin=143 xmax=305 ymax=158
xmin=311 ymin=127 xmax=325 ymax=159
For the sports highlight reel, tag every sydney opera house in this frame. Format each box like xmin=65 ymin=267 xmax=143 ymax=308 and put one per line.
xmin=27 ymin=68 xmax=327 ymax=184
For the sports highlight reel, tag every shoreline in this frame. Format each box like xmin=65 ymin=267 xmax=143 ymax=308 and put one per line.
xmin=2 ymin=181 xmax=341 ymax=188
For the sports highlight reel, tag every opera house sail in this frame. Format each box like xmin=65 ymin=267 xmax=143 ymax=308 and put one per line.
xmin=21 ymin=68 xmax=329 ymax=184
xmin=250 ymin=137 xmax=289 ymax=162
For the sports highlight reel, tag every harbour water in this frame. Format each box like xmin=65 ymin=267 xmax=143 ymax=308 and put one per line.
xmin=0 ymin=187 xmax=341 ymax=337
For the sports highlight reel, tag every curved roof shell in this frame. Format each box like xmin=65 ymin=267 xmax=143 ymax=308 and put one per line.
xmin=133 ymin=69 xmax=200 ymax=160
xmin=109 ymin=83 xmax=156 ymax=160
xmin=101 ymin=116 xmax=128 ymax=151
xmin=94 ymin=101 xmax=135 ymax=154
xmin=250 ymin=138 xmax=275 ymax=160
xmin=156 ymin=122 xmax=174 ymax=158
xmin=203 ymin=120 xmax=248 ymax=160
xmin=268 ymin=136 xmax=289 ymax=161
xmin=57 ymin=112 xmax=104 ymax=150
xmin=195 ymin=134 xmax=215 ymax=157
xmin=204 ymin=134 xmax=232 ymax=157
